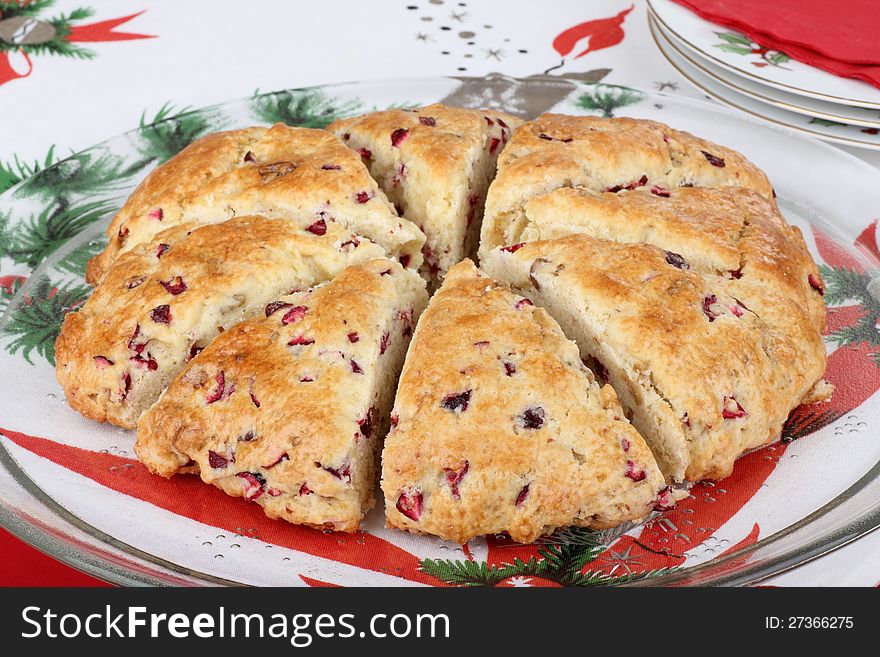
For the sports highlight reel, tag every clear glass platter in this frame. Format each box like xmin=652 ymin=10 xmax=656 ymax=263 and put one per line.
xmin=1 ymin=76 xmax=878 ymax=586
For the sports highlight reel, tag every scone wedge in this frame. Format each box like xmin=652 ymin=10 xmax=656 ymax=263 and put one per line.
xmin=56 ymin=215 xmax=388 ymax=428
xmin=381 ymin=260 xmax=665 ymax=544
xmin=479 ymin=114 xmax=775 ymax=260
xmin=482 ymin=208 xmax=828 ymax=482
xmin=329 ymin=104 xmax=523 ymax=285
xmin=87 ymin=123 xmax=424 ymax=284
xmin=137 ymin=260 xmax=428 ymax=531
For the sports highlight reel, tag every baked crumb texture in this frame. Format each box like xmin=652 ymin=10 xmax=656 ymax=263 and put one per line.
xmin=136 ymin=259 xmax=427 ymax=531
xmin=382 ymin=260 xmax=665 ymax=544
xmin=329 ymin=104 xmax=523 ymax=287
xmin=87 ymin=123 xmax=425 ymax=285
xmin=57 ymin=216 xmax=390 ymax=428
xmin=55 ymin=112 xmax=830 ymax=542
xmin=481 ymin=114 xmax=828 ymax=483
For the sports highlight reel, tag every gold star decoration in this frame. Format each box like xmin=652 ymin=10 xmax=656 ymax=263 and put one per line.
xmin=416 ymin=32 xmax=431 ymax=42
xmin=451 ymin=11 xmax=467 ymax=22
xmin=485 ymin=48 xmax=503 ymax=60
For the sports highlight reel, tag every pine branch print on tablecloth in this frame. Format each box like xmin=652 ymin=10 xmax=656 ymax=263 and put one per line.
xmin=0 ymin=197 xmax=114 ymax=269
xmin=419 ymin=528 xmax=676 ymax=587
xmin=821 ymin=264 xmax=880 ymax=362
xmin=53 ymin=238 xmax=102 ymax=277
xmin=0 ymin=4 xmax=94 ymax=60
xmin=574 ymin=84 xmax=645 ymax=118
xmin=249 ymin=88 xmax=363 ymax=128
xmin=12 ymin=148 xmax=140 ymax=201
xmin=0 ymin=2 xmax=154 ymax=86
xmin=0 ymin=146 xmax=56 ymax=195
xmin=135 ymin=103 xmax=228 ymax=164
xmin=0 ymin=275 xmax=25 ymax=316
xmin=2 ymin=276 xmax=90 ymax=365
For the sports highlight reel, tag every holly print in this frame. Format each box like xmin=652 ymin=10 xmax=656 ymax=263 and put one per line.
xmin=713 ymin=32 xmax=790 ymax=69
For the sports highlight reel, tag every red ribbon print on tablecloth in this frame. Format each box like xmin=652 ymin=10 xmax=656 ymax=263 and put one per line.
xmin=0 ymin=8 xmax=154 ymax=87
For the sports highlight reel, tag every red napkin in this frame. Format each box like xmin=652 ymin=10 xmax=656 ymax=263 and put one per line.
xmin=672 ymin=0 xmax=880 ymax=89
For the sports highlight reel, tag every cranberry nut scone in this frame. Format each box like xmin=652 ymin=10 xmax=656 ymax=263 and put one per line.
xmin=328 ymin=104 xmax=523 ymax=285
xmin=136 ymin=260 xmax=428 ymax=531
xmin=86 ymin=124 xmax=425 ymax=284
xmin=478 ymin=114 xmax=775 ymax=260
xmin=381 ymin=260 xmax=666 ymax=544
xmin=56 ymin=215 xmax=389 ymax=429
xmin=482 ymin=222 xmax=828 ymax=482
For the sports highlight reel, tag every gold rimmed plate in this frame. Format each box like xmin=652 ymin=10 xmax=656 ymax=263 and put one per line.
xmin=648 ymin=0 xmax=880 ymax=111
xmin=651 ymin=17 xmax=880 ymax=151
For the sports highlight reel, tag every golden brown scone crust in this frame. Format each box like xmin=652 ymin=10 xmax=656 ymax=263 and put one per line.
xmin=87 ymin=124 xmax=424 ymax=284
xmin=56 ymin=215 xmax=387 ymax=429
xmin=489 ymin=185 xmax=825 ymax=330
xmin=136 ymin=260 xmax=428 ymax=532
xmin=381 ymin=260 xmax=664 ymax=544
xmin=482 ymin=212 xmax=827 ymax=482
xmin=479 ymin=114 xmax=775 ymax=259
xmin=329 ymin=104 xmax=523 ymax=283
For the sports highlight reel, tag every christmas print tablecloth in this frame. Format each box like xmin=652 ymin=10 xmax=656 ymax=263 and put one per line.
xmin=0 ymin=0 xmax=877 ymax=587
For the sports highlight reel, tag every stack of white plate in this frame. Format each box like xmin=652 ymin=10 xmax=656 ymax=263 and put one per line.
xmin=648 ymin=0 xmax=880 ymax=150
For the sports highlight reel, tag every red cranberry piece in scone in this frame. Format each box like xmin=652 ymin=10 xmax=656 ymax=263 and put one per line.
xmin=136 ymin=259 xmax=428 ymax=532
xmin=329 ymin=104 xmax=523 ymax=286
xmin=381 ymin=260 xmax=663 ymax=544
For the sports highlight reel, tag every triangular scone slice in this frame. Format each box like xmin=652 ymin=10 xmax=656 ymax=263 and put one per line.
xmin=136 ymin=260 xmax=428 ymax=531
xmin=381 ymin=260 xmax=664 ymax=544
xmin=87 ymin=123 xmax=424 ymax=284
xmin=57 ymin=215 xmax=387 ymax=428
xmin=328 ymin=104 xmax=523 ymax=285
xmin=491 ymin=185 xmax=827 ymax=337
xmin=479 ymin=114 xmax=774 ymax=259
xmin=492 ymin=185 xmax=826 ymax=330
xmin=483 ymin=230 xmax=827 ymax=482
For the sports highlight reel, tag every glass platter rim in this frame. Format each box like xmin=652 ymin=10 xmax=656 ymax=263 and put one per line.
xmin=0 ymin=74 xmax=878 ymax=587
